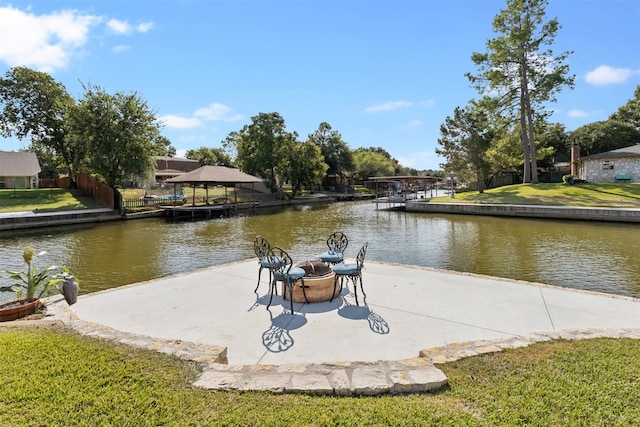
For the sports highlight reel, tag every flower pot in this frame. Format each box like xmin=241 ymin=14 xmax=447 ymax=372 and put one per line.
xmin=62 ymin=278 xmax=79 ymax=305
xmin=0 ymin=298 xmax=40 ymax=322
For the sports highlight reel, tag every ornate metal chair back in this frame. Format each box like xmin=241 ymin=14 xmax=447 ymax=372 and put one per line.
xmin=268 ymin=246 xmax=292 ymax=280
xmin=327 ymin=232 xmax=348 ymax=254
xmin=356 ymin=242 xmax=368 ymax=273
xmin=254 ymin=236 xmax=271 ymax=261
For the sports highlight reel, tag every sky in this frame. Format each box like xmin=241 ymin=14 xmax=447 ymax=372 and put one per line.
xmin=0 ymin=0 xmax=639 ymax=171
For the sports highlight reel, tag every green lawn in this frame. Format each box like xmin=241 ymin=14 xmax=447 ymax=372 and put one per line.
xmin=429 ymin=182 xmax=640 ymax=208
xmin=4 ymin=184 xmax=640 ymax=213
xmin=1 ymin=325 xmax=639 ymax=426
xmin=0 ymin=188 xmax=104 ymax=213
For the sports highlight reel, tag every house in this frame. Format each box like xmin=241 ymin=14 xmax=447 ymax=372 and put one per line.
xmin=151 ymin=156 xmax=201 ymax=187
xmin=0 ymin=151 xmax=41 ymax=189
xmin=576 ymin=144 xmax=640 ymax=183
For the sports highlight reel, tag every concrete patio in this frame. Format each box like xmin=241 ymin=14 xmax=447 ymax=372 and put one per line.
xmin=46 ymin=259 xmax=640 ymax=395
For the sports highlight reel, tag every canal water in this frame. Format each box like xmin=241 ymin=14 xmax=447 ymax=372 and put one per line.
xmin=1 ymin=200 xmax=639 ymax=302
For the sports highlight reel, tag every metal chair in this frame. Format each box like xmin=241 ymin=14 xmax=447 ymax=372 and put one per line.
xmin=267 ymin=246 xmax=307 ymax=313
xmin=254 ymin=236 xmax=276 ymax=294
xmin=331 ymin=242 xmax=368 ymax=305
xmin=317 ymin=231 xmax=348 ymax=265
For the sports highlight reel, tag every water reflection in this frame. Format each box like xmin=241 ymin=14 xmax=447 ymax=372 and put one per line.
xmin=1 ymin=201 xmax=640 ymax=302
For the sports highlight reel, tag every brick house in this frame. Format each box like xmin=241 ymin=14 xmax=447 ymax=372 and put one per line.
xmin=152 ymin=156 xmax=201 ymax=187
xmin=0 ymin=151 xmax=41 ymax=189
xmin=576 ymin=144 xmax=640 ymax=183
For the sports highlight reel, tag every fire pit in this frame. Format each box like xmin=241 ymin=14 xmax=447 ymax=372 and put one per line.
xmin=282 ymin=260 xmax=338 ymax=303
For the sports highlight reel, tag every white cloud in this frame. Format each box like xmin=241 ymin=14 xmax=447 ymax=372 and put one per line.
xmin=107 ymin=18 xmax=131 ymax=35
xmin=158 ymin=114 xmax=203 ymax=129
xmin=107 ymin=18 xmax=155 ymax=35
xmin=404 ymin=120 xmax=423 ymax=128
xmin=0 ymin=5 xmax=101 ymax=72
xmin=137 ymin=22 xmax=154 ymax=33
xmin=159 ymin=103 xmax=240 ymax=132
xmin=568 ymin=109 xmax=590 ymax=118
xmin=194 ymin=103 xmax=242 ymax=122
xmin=112 ymin=45 xmax=130 ymax=54
xmin=585 ymin=65 xmax=635 ymax=86
xmin=364 ymin=100 xmax=414 ymax=113
xmin=420 ymin=99 xmax=436 ymax=108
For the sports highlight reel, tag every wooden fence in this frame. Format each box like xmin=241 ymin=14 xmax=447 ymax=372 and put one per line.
xmin=39 ymin=173 xmax=115 ymax=210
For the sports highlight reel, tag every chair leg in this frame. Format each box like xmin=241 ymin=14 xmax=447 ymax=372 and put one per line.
xmin=287 ymin=281 xmax=294 ymax=313
xmin=269 ymin=270 xmax=276 ymax=295
xmin=359 ymin=274 xmax=366 ymax=299
xmin=352 ymin=276 xmax=359 ymax=306
xmin=266 ymin=279 xmax=275 ymax=310
xmin=255 ymin=266 xmax=263 ymax=293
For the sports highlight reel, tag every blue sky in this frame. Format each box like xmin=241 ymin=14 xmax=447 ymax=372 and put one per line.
xmin=1 ymin=0 xmax=639 ymax=171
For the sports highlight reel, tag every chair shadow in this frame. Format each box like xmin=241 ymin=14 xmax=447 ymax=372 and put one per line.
xmin=248 ymin=293 xmax=271 ymax=311
xmin=262 ymin=308 xmax=307 ymax=353
xmin=367 ymin=311 xmax=390 ymax=334
xmin=252 ymin=283 xmax=343 ymax=314
xmin=338 ymin=298 xmax=390 ymax=335
xmin=251 ymin=285 xmax=293 ymax=311
xmin=297 ymin=298 xmax=343 ymax=314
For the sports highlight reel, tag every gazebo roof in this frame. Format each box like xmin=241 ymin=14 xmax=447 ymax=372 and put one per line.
xmin=166 ymin=165 xmax=263 ymax=185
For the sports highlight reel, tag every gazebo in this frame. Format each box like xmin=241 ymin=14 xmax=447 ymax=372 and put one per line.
xmin=166 ymin=165 xmax=263 ymax=207
xmin=368 ymin=175 xmax=441 ymax=208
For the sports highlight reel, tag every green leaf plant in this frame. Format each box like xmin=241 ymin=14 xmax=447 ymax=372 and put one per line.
xmin=1 ymin=247 xmax=74 ymax=301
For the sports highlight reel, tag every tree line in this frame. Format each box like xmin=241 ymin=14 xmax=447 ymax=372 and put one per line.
xmin=0 ymin=66 xmax=173 ymax=189
xmin=436 ymin=0 xmax=640 ymax=193
xmin=0 ymin=67 xmax=437 ymax=197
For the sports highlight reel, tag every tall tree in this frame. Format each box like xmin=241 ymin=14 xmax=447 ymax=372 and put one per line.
xmin=28 ymin=142 xmax=62 ymax=179
xmin=361 ymin=147 xmax=402 ymax=175
xmin=185 ymin=146 xmax=232 ymax=166
xmin=351 ymin=148 xmax=397 ymax=182
xmin=71 ymin=84 xmax=160 ymax=188
xmin=0 ymin=66 xmax=80 ymax=185
xmin=466 ymin=0 xmax=574 ymax=184
xmin=151 ymin=135 xmax=176 ymax=157
xmin=436 ymin=103 xmax=494 ymax=193
xmin=535 ymin=122 xmax=569 ymax=169
xmin=568 ymin=120 xmax=640 ymax=156
xmin=307 ymin=122 xmax=353 ymax=179
xmin=222 ymin=112 xmax=296 ymax=190
xmin=609 ymin=85 xmax=640 ymax=130
xmin=285 ymin=141 xmax=328 ymax=198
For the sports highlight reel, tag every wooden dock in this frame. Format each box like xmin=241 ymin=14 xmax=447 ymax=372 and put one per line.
xmin=161 ymin=202 xmax=259 ymax=220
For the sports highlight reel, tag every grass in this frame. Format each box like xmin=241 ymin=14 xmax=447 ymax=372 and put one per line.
xmin=0 ymin=188 xmax=104 ymax=213
xmin=429 ymin=182 xmax=640 ymax=208
xmin=1 ymin=325 xmax=639 ymax=426
xmin=4 ymin=183 xmax=640 ymax=214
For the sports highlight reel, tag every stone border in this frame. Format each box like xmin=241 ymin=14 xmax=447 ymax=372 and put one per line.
xmin=42 ymin=296 xmax=227 ymax=367
xmin=2 ymin=295 xmax=632 ymax=395
xmin=406 ymin=202 xmax=640 ymax=223
xmin=419 ymin=328 xmax=640 ymax=364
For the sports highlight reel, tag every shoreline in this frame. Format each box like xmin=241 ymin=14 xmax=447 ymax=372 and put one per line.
xmin=3 ymin=195 xmax=640 ymax=232
xmin=406 ymin=201 xmax=640 ymax=223
xmin=0 ymin=193 xmax=372 ymax=231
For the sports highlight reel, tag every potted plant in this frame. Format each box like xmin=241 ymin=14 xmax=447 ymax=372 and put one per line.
xmin=0 ymin=247 xmax=78 ymax=322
